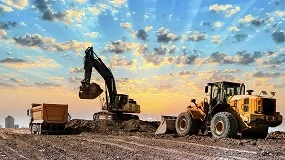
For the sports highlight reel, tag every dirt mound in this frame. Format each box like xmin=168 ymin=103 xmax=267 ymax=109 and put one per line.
xmin=267 ymin=131 xmax=285 ymax=139
xmin=65 ymin=119 xmax=160 ymax=134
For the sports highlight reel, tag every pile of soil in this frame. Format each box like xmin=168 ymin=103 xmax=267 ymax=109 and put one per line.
xmin=65 ymin=119 xmax=160 ymax=135
xmin=267 ymin=131 xmax=285 ymax=139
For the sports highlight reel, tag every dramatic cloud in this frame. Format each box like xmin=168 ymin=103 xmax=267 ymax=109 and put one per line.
xmin=13 ymin=33 xmax=92 ymax=53
xmin=206 ymin=51 xmax=262 ymax=65
xmin=0 ymin=21 xmax=17 ymax=30
xmin=0 ymin=29 xmax=7 ymax=38
xmin=136 ymin=29 xmax=148 ymax=41
xmin=156 ymin=27 xmax=179 ymax=43
xmin=177 ymin=70 xmax=197 ymax=76
xmin=0 ymin=57 xmax=26 ymax=63
xmin=34 ymin=81 xmax=61 ymax=88
xmin=9 ymin=78 xmax=27 ymax=83
xmin=234 ymin=34 xmax=248 ymax=42
xmin=0 ymin=4 xmax=13 ymax=12
xmin=182 ymin=31 xmax=207 ymax=42
xmin=109 ymin=55 xmax=137 ymax=69
xmin=252 ymin=71 xmax=281 ymax=78
xmin=207 ymin=52 xmax=234 ymax=64
xmin=3 ymin=0 xmax=28 ymax=9
xmin=69 ymin=67 xmax=84 ymax=74
xmin=0 ymin=56 xmax=60 ymax=69
xmin=152 ymin=45 xmax=178 ymax=55
xmin=209 ymin=4 xmax=240 ymax=17
xmin=104 ymin=40 xmax=144 ymax=54
xmin=259 ymin=53 xmax=285 ymax=68
xmin=239 ymin=15 xmax=265 ymax=26
xmin=33 ymin=0 xmax=65 ymax=21
xmin=272 ymin=30 xmax=285 ymax=43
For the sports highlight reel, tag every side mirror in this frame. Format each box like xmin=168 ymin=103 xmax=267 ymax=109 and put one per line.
xmin=191 ymin=99 xmax=196 ymax=103
xmin=205 ymin=86 xmax=208 ymax=93
xmin=27 ymin=109 xmax=30 ymax=116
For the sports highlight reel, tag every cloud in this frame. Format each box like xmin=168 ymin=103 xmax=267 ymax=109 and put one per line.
xmin=84 ymin=32 xmax=98 ymax=38
xmin=110 ymin=0 xmax=127 ymax=7
xmin=272 ymin=30 xmax=285 ymax=43
xmin=234 ymin=34 xmax=248 ymax=42
xmin=156 ymin=27 xmax=179 ymax=43
xmin=259 ymin=53 xmax=285 ymax=68
xmin=3 ymin=0 xmax=28 ymax=9
xmin=0 ymin=82 xmax=15 ymax=88
xmin=104 ymin=40 xmax=144 ymax=54
xmin=145 ymin=26 xmax=153 ymax=32
xmin=120 ymin=22 xmax=132 ymax=29
xmin=239 ymin=14 xmax=265 ymax=26
xmin=0 ymin=21 xmax=17 ymax=30
xmin=0 ymin=29 xmax=7 ymax=39
xmin=136 ymin=29 xmax=148 ymax=41
xmin=0 ymin=56 xmax=60 ymax=69
xmin=9 ymin=78 xmax=27 ymax=83
xmin=228 ymin=26 xmax=240 ymax=31
xmin=206 ymin=51 xmax=262 ymax=65
xmin=275 ymin=11 xmax=285 ymax=17
xmin=63 ymin=9 xmax=85 ymax=24
xmin=33 ymin=0 xmax=65 ymax=21
xmin=207 ymin=52 xmax=234 ymax=64
xmin=34 ymin=81 xmax=61 ymax=88
xmin=87 ymin=7 xmax=102 ymax=16
xmin=69 ymin=67 xmax=84 ymax=74
xmin=252 ymin=71 xmax=281 ymax=78
xmin=214 ymin=21 xmax=223 ymax=28
xmin=69 ymin=76 xmax=82 ymax=84
xmin=109 ymin=55 xmax=137 ymax=69
xmin=211 ymin=35 xmax=223 ymax=44
xmin=0 ymin=4 xmax=13 ymax=12
xmin=152 ymin=45 xmax=178 ymax=55
xmin=209 ymin=4 xmax=240 ymax=17
xmin=76 ymin=0 xmax=87 ymax=3
xmin=182 ymin=31 xmax=207 ymax=42
xmin=13 ymin=33 xmax=92 ymax=53
xmin=178 ymin=70 xmax=198 ymax=76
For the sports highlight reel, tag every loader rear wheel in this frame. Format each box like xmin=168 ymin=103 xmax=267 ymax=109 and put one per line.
xmin=175 ymin=112 xmax=199 ymax=136
xmin=210 ymin=112 xmax=238 ymax=139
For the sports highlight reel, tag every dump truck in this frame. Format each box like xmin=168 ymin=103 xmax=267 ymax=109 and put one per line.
xmin=79 ymin=47 xmax=140 ymax=120
xmin=156 ymin=81 xmax=283 ymax=138
xmin=27 ymin=103 xmax=69 ymax=134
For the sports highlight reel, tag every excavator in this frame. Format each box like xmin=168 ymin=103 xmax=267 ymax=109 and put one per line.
xmin=156 ymin=81 xmax=283 ymax=138
xmin=79 ymin=47 xmax=140 ymax=120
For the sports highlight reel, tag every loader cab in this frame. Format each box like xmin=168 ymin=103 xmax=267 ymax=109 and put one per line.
xmin=205 ymin=81 xmax=245 ymax=107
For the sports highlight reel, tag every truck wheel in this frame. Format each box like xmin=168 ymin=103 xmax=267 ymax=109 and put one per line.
xmin=175 ymin=112 xmax=199 ymax=136
xmin=210 ymin=112 xmax=238 ymax=139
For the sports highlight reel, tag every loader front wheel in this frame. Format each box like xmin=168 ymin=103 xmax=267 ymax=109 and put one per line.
xmin=210 ymin=112 xmax=238 ymax=139
xmin=175 ymin=112 xmax=199 ymax=136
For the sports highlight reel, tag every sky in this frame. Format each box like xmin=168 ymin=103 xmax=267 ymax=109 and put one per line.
xmin=0 ymin=0 xmax=285 ymax=129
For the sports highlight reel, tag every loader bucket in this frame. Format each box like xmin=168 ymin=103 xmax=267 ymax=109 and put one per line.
xmin=79 ymin=83 xmax=103 ymax=99
xmin=155 ymin=116 xmax=177 ymax=135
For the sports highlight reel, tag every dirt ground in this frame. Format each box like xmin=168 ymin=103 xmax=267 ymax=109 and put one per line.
xmin=0 ymin=119 xmax=284 ymax=160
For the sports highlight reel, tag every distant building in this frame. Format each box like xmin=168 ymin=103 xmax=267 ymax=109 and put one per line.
xmin=0 ymin=125 xmax=2 ymax=128
xmin=5 ymin=115 xmax=14 ymax=128
xmin=14 ymin=124 xmax=19 ymax=128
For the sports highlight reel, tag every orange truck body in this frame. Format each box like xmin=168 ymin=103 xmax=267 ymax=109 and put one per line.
xmin=28 ymin=103 xmax=69 ymax=134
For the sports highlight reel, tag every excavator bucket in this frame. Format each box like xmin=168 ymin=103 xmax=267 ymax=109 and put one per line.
xmin=155 ymin=116 xmax=177 ymax=135
xmin=79 ymin=83 xmax=103 ymax=99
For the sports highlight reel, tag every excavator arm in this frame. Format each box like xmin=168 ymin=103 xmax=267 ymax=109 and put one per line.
xmin=79 ymin=47 xmax=117 ymax=110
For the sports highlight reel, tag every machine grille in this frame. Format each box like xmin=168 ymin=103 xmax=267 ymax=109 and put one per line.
xmin=262 ymin=98 xmax=276 ymax=116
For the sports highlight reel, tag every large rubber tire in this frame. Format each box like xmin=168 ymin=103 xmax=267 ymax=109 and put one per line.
xmin=210 ymin=112 xmax=238 ymax=139
xmin=175 ymin=112 xmax=199 ymax=136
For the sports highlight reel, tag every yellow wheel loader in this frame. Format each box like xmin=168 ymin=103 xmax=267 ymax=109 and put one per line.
xmin=155 ymin=81 xmax=283 ymax=138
